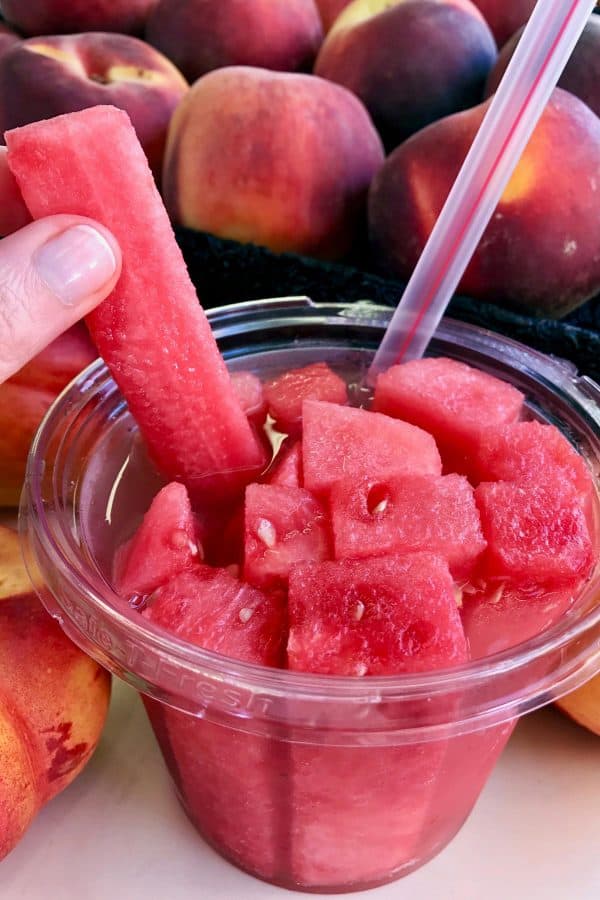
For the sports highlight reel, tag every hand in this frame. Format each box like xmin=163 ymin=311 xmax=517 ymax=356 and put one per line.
xmin=0 ymin=215 xmax=121 ymax=383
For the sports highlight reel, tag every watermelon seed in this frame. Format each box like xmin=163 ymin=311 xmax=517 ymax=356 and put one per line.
xmin=366 ymin=484 xmax=390 ymax=516
xmin=489 ymin=584 xmax=505 ymax=605
xmin=355 ymin=663 xmax=368 ymax=676
xmin=239 ymin=607 xmax=254 ymax=624
xmin=453 ymin=586 xmax=463 ymax=608
xmin=353 ymin=600 xmax=365 ymax=621
xmin=256 ymin=518 xmax=277 ymax=548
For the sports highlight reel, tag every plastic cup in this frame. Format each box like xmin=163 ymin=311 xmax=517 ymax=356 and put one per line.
xmin=21 ymin=298 xmax=600 ymax=893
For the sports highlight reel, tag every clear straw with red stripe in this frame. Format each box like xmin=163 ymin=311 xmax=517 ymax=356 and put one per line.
xmin=368 ymin=0 xmax=597 ymax=382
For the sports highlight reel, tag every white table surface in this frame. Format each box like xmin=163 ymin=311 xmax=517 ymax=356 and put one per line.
xmin=0 ymin=679 xmax=599 ymax=900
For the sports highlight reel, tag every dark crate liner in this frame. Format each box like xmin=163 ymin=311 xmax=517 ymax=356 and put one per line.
xmin=176 ymin=228 xmax=600 ymax=383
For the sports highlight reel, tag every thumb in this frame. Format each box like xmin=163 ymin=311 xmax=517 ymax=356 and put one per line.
xmin=0 ymin=214 xmax=121 ymax=383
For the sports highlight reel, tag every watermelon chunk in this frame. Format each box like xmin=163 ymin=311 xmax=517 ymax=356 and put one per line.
xmin=475 ymin=480 xmax=593 ymax=586
xmin=144 ymin=566 xmax=286 ymax=665
xmin=460 ymin=580 xmax=580 ymax=659
xmin=474 ymin=420 xmax=596 ymax=498
xmin=265 ymin=440 xmax=302 ymax=488
xmin=330 ymin=473 xmax=486 ymax=579
xmin=302 ymin=400 xmax=442 ymax=495
xmin=244 ymin=483 xmax=330 ymax=588
xmin=288 ymin=553 xmax=467 ymax=675
xmin=230 ymin=371 xmax=267 ymax=426
xmin=287 ymin=553 xmax=468 ymax=884
xmin=114 ymin=481 xmax=199 ymax=597
xmin=373 ymin=357 xmax=524 ymax=476
xmin=264 ymin=362 xmax=347 ymax=434
xmin=142 ymin=566 xmax=287 ymax=883
xmin=6 ymin=107 xmax=264 ymax=502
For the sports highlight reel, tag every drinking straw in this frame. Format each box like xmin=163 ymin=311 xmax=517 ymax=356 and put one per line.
xmin=369 ymin=0 xmax=597 ymax=380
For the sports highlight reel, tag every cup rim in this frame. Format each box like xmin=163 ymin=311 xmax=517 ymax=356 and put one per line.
xmin=22 ymin=299 xmax=600 ymax=707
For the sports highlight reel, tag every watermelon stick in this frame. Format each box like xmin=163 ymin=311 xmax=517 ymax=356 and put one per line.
xmin=6 ymin=106 xmax=265 ymax=502
xmin=369 ymin=0 xmax=597 ymax=378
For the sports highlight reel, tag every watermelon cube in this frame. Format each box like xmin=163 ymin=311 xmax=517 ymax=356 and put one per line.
xmin=144 ymin=566 xmax=286 ymax=665
xmin=460 ymin=580 xmax=579 ymax=659
xmin=373 ymin=357 xmax=524 ymax=476
xmin=302 ymin=400 xmax=441 ymax=495
xmin=244 ymin=483 xmax=330 ymax=588
xmin=142 ymin=566 xmax=286 ymax=883
xmin=475 ymin=480 xmax=593 ymax=586
xmin=6 ymin=107 xmax=264 ymax=502
xmin=330 ymin=473 xmax=486 ymax=579
xmin=114 ymin=481 xmax=199 ymax=597
xmin=230 ymin=371 xmax=267 ymax=426
xmin=288 ymin=553 xmax=467 ymax=675
xmin=265 ymin=440 xmax=303 ymax=488
xmin=264 ymin=362 xmax=347 ymax=434
xmin=474 ymin=420 xmax=596 ymax=499
xmin=287 ymin=553 xmax=468 ymax=884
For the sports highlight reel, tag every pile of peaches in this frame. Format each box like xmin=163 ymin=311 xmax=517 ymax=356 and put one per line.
xmin=0 ymin=0 xmax=599 ymax=865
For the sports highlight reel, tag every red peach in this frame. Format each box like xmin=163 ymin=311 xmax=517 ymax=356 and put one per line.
xmin=486 ymin=17 xmax=600 ymax=120
xmin=0 ymin=32 xmax=188 ymax=180
xmin=145 ymin=0 xmax=323 ymax=84
xmin=368 ymin=88 xmax=600 ymax=316
xmin=315 ymin=0 xmax=497 ymax=149
xmin=163 ymin=66 xmax=384 ymax=260
xmin=0 ymin=20 xmax=19 ymax=55
xmin=0 ymin=0 xmax=158 ymax=36
xmin=469 ymin=0 xmax=536 ymax=47
xmin=315 ymin=0 xmax=353 ymax=31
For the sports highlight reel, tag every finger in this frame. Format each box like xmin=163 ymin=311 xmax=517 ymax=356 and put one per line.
xmin=0 ymin=214 xmax=121 ymax=382
xmin=0 ymin=146 xmax=32 ymax=237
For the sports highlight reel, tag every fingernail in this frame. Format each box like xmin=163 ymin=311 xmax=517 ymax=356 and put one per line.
xmin=33 ymin=224 xmax=118 ymax=306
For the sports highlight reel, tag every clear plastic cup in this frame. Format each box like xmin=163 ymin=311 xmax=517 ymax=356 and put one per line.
xmin=20 ymin=298 xmax=600 ymax=893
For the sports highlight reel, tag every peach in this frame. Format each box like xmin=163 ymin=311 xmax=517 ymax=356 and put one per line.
xmin=0 ymin=146 xmax=31 ymax=236
xmin=315 ymin=0 xmax=496 ymax=149
xmin=163 ymin=66 xmax=384 ymax=259
xmin=315 ymin=0 xmax=353 ymax=31
xmin=0 ymin=0 xmax=158 ymax=35
xmin=556 ymin=677 xmax=600 ymax=737
xmin=145 ymin=0 xmax=323 ymax=84
xmin=486 ymin=17 xmax=600 ymax=120
xmin=470 ymin=0 xmax=536 ymax=47
xmin=368 ymin=88 xmax=600 ymax=317
xmin=0 ymin=325 xmax=96 ymax=506
xmin=0 ymin=20 xmax=19 ymax=55
xmin=0 ymin=32 xmax=188 ymax=180
xmin=0 ymin=525 xmax=111 ymax=860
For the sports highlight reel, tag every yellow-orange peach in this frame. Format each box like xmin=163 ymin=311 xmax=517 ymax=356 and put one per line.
xmin=315 ymin=0 xmax=352 ymax=31
xmin=0 ymin=525 xmax=111 ymax=860
xmin=163 ymin=66 xmax=384 ymax=259
xmin=368 ymin=88 xmax=600 ymax=316
xmin=556 ymin=677 xmax=600 ymax=737
xmin=0 ymin=32 xmax=187 ymax=180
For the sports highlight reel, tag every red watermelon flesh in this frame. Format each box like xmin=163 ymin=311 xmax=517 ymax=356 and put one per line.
xmin=460 ymin=580 xmax=580 ymax=659
xmin=114 ymin=481 xmax=199 ymax=597
xmin=287 ymin=553 xmax=467 ymax=886
xmin=288 ymin=553 xmax=467 ymax=675
xmin=244 ymin=483 xmax=331 ymax=588
xmin=302 ymin=400 xmax=442 ymax=495
xmin=143 ymin=566 xmax=286 ymax=665
xmin=143 ymin=566 xmax=287 ymax=884
xmin=230 ymin=371 xmax=267 ymax=426
xmin=474 ymin=420 xmax=596 ymax=500
xmin=5 ymin=107 xmax=264 ymax=502
xmin=330 ymin=473 xmax=486 ymax=580
xmin=475 ymin=480 xmax=593 ymax=586
xmin=265 ymin=440 xmax=303 ymax=488
xmin=264 ymin=362 xmax=347 ymax=434
xmin=373 ymin=357 xmax=524 ymax=477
